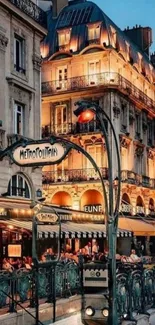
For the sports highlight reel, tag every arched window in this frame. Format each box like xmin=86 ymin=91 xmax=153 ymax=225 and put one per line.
xmin=149 ymin=198 xmax=155 ymax=217
xmin=136 ymin=196 xmax=145 ymax=215
xmin=8 ymin=174 xmax=31 ymax=198
xmin=121 ymin=193 xmax=132 ymax=215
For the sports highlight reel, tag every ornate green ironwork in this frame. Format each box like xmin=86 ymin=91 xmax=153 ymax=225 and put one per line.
xmin=16 ymin=269 xmax=32 ymax=302
xmin=116 ymin=273 xmax=128 ymax=318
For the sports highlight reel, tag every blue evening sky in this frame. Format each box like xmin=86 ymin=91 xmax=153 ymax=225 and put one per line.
xmin=93 ymin=0 xmax=155 ymax=52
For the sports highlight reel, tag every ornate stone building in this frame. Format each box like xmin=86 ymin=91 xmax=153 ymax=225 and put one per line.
xmin=0 ymin=0 xmax=47 ymax=200
xmin=41 ymin=0 xmax=155 ymax=252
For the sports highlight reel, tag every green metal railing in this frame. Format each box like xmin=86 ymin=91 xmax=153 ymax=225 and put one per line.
xmin=0 ymin=261 xmax=155 ymax=322
xmin=0 ymin=261 xmax=80 ymax=311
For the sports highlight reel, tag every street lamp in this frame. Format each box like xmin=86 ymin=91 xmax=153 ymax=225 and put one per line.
xmin=74 ymin=100 xmax=121 ymax=325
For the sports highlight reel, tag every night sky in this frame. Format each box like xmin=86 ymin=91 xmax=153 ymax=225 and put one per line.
xmin=92 ymin=0 xmax=155 ymax=52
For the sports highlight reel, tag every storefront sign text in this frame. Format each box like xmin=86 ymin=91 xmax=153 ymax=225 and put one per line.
xmin=37 ymin=213 xmax=58 ymax=223
xmin=84 ymin=205 xmax=102 ymax=213
xmin=12 ymin=142 xmax=66 ymax=166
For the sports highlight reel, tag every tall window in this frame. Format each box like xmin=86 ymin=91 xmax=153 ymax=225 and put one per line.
xmin=8 ymin=174 xmax=31 ymax=198
xmin=58 ymin=30 xmax=71 ymax=46
xmin=55 ymin=105 xmax=67 ymax=134
xmin=56 ymin=67 xmax=68 ymax=90
xmin=88 ymin=25 xmax=100 ymax=40
xmin=14 ymin=34 xmax=25 ymax=73
xmin=147 ymin=119 xmax=153 ymax=146
xmin=88 ymin=61 xmax=100 ymax=84
xmin=87 ymin=145 xmax=102 ymax=168
xmin=14 ymin=103 xmax=24 ymax=135
xmin=135 ymin=112 xmax=141 ymax=140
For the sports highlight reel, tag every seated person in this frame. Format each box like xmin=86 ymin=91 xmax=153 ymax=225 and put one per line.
xmin=130 ymin=249 xmax=141 ymax=263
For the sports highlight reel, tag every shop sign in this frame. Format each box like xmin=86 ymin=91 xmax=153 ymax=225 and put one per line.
xmin=12 ymin=142 xmax=68 ymax=166
xmin=84 ymin=205 xmax=102 ymax=213
xmin=37 ymin=213 xmax=58 ymax=223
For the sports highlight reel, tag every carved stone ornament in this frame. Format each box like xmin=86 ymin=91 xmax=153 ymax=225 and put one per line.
xmin=129 ymin=109 xmax=135 ymax=125
xmin=135 ymin=145 xmax=144 ymax=157
xmin=147 ymin=148 xmax=154 ymax=160
xmin=32 ymin=54 xmax=42 ymax=70
xmin=119 ymin=135 xmax=128 ymax=148
xmin=113 ymin=104 xmax=120 ymax=118
xmin=0 ymin=33 xmax=8 ymax=50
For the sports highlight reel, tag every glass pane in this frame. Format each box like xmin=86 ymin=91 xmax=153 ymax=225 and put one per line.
xmin=57 ymin=107 xmax=61 ymax=125
xmin=63 ymin=106 xmax=67 ymax=123
xmin=25 ymin=182 xmax=30 ymax=198
xmin=17 ymin=112 xmax=22 ymax=134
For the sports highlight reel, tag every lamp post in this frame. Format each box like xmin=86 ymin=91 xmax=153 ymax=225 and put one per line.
xmin=74 ymin=100 xmax=121 ymax=325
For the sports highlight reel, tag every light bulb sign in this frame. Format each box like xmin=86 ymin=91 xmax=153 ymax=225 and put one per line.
xmin=11 ymin=139 xmax=71 ymax=167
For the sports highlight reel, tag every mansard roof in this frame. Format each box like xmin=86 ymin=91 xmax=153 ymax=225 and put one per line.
xmin=43 ymin=0 xmax=154 ymax=78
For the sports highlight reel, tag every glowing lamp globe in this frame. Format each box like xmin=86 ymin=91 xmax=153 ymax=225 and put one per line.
xmin=77 ymin=110 xmax=95 ymax=124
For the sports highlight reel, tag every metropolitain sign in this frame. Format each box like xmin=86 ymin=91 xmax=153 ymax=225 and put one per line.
xmin=11 ymin=139 xmax=71 ymax=167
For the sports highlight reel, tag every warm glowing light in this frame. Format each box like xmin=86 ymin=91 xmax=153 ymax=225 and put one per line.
xmin=14 ymin=209 xmax=19 ymax=213
xmin=8 ymin=225 xmax=14 ymax=229
xmin=21 ymin=209 xmax=25 ymax=214
xmin=28 ymin=209 xmax=32 ymax=215
xmin=78 ymin=110 xmax=95 ymax=124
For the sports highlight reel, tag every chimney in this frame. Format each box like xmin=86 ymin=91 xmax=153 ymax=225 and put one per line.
xmin=124 ymin=26 xmax=152 ymax=56
xmin=151 ymin=52 xmax=155 ymax=68
xmin=52 ymin=0 xmax=68 ymax=17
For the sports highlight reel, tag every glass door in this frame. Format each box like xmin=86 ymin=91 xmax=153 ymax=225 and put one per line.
xmin=56 ymin=66 xmax=68 ymax=90
xmin=55 ymin=105 xmax=67 ymax=134
xmin=88 ymin=61 xmax=100 ymax=85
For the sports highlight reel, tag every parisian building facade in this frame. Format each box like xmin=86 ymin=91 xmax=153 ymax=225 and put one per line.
xmin=0 ymin=0 xmax=47 ymax=200
xmin=41 ymin=0 xmax=155 ymax=252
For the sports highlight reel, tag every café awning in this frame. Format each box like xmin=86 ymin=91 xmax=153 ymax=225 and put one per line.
xmin=118 ymin=218 xmax=155 ymax=236
xmin=0 ymin=219 xmax=132 ymax=238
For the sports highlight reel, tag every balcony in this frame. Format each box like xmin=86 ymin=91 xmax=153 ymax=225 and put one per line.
xmin=9 ymin=0 xmax=47 ymax=28
xmin=42 ymin=168 xmax=108 ymax=185
xmin=42 ymin=72 xmax=155 ymax=112
xmin=136 ymin=206 xmax=145 ymax=215
xmin=121 ymin=203 xmax=133 ymax=215
xmin=42 ymin=121 xmax=100 ymax=138
xmin=121 ymin=170 xmax=155 ymax=189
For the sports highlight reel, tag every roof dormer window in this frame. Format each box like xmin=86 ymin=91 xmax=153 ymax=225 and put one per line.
xmin=88 ymin=24 xmax=100 ymax=41
xmin=58 ymin=29 xmax=71 ymax=47
xmin=110 ymin=26 xmax=117 ymax=48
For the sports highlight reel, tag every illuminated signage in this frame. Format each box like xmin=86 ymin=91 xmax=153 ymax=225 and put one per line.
xmin=37 ymin=213 xmax=58 ymax=223
xmin=84 ymin=205 xmax=102 ymax=213
xmin=12 ymin=142 xmax=66 ymax=166
xmin=8 ymin=244 xmax=21 ymax=257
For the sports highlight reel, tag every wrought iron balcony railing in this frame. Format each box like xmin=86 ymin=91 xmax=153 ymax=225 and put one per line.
xmin=42 ymin=168 xmax=108 ymax=185
xmin=42 ymin=72 xmax=155 ymax=111
xmin=42 ymin=121 xmax=101 ymax=138
xmin=121 ymin=170 xmax=155 ymax=189
xmin=121 ymin=203 xmax=133 ymax=215
xmin=136 ymin=206 xmax=145 ymax=215
xmin=9 ymin=0 xmax=47 ymax=28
